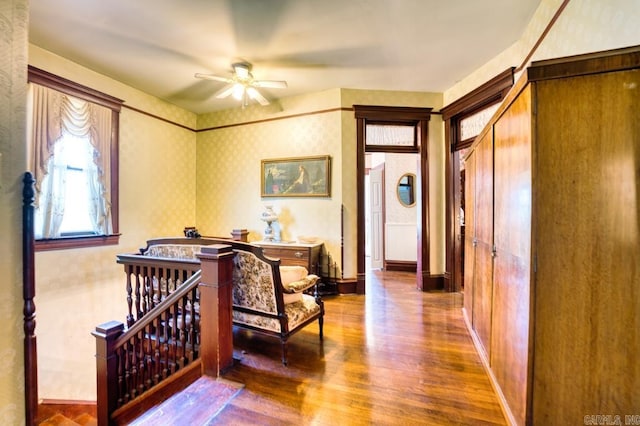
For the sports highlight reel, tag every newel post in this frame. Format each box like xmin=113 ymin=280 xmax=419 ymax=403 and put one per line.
xmin=197 ymin=244 xmax=235 ymax=376
xmin=231 ymin=228 xmax=249 ymax=242
xmin=93 ymin=320 xmax=124 ymax=426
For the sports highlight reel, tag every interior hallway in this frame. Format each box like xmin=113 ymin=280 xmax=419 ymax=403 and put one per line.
xmin=216 ymin=269 xmax=505 ymax=425
xmin=37 ymin=269 xmax=504 ymax=425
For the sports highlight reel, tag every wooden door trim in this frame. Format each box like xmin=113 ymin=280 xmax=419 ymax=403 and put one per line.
xmin=441 ymin=68 xmax=514 ymax=292
xmin=354 ymin=105 xmax=433 ymax=294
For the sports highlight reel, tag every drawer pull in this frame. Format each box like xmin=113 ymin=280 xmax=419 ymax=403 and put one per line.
xmin=294 ymin=251 xmax=304 ymax=258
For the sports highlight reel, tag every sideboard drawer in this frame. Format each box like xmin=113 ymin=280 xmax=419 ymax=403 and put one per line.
xmin=261 ymin=247 xmax=309 ymax=267
xmin=255 ymin=242 xmax=322 ymax=274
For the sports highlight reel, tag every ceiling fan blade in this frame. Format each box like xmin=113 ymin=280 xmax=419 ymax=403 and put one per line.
xmin=253 ymin=80 xmax=288 ymax=89
xmin=214 ymin=83 xmax=235 ymax=99
xmin=247 ymin=87 xmax=270 ymax=106
xmin=194 ymin=73 xmax=232 ymax=83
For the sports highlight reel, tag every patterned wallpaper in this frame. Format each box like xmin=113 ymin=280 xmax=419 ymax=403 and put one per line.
xmin=29 ymin=45 xmax=197 ymax=130
xmin=196 ymin=88 xmax=444 ymax=278
xmin=0 ymin=0 xmax=28 ymax=423
xmin=444 ymin=0 xmax=640 ymax=105
xmin=535 ymin=0 xmax=640 ymax=61
xmin=196 ymin=103 xmax=344 ymax=272
xmin=35 ymin=106 xmax=196 ymax=400
xmin=29 ymin=47 xmax=198 ymax=401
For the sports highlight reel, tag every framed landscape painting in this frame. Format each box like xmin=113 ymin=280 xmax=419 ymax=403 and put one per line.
xmin=261 ymin=155 xmax=331 ymax=197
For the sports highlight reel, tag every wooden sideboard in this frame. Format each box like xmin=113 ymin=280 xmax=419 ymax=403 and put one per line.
xmin=253 ymin=241 xmax=323 ymax=275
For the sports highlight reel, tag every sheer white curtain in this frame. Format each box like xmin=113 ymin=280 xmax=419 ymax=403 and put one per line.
xmin=30 ymin=83 xmax=113 ymax=238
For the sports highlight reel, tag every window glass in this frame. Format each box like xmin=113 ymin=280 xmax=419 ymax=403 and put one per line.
xmin=459 ymin=103 xmax=500 ymax=141
xmin=366 ymin=124 xmax=416 ymax=146
xmin=28 ymin=66 xmax=122 ymax=250
xmin=57 ymin=134 xmax=97 ymax=236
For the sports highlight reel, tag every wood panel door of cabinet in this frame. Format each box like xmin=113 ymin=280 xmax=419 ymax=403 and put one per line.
xmin=471 ymin=129 xmax=494 ymax=358
xmin=533 ymin=68 xmax=640 ymax=424
xmin=491 ymin=85 xmax=533 ymax=426
xmin=463 ymin=151 xmax=476 ymax=324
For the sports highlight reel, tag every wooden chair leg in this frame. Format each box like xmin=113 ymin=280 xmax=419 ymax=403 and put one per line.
xmin=318 ymin=316 xmax=324 ymax=340
xmin=281 ymin=340 xmax=288 ymax=366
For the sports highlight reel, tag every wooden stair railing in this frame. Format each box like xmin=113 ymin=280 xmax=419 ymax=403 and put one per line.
xmin=93 ymin=270 xmax=202 ymax=424
xmin=116 ymin=253 xmax=202 ymax=327
xmin=94 ymin=244 xmax=235 ymax=425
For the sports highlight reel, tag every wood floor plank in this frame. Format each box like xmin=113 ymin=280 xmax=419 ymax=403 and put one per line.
xmin=212 ymin=270 xmax=506 ymax=425
xmin=42 ymin=270 xmax=506 ymax=425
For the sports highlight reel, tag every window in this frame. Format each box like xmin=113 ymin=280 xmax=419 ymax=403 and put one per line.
xmin=28 ymin=66 xmax=123 ymax=250
xmin=365 ymin=124 xmax=417 ymax=148
xmin=36 ymin=133 xmax=98 ymax=237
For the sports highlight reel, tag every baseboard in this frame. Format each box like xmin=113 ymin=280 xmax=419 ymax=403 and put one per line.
xmin=385 ymin=260 xmax=416 ymax=272
xmin=336 ymin=278 xmax=357 ymax=294
xmin=462 ymin=308 xmax=517 ymax=426
xmin=417 ymin=273 xmax=444 ymax=291
xmin=39 ymin=399 xmax=96 ymax=405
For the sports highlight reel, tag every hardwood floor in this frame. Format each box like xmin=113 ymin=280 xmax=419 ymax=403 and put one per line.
xmin=215 ymin=269 xmax=505 ymax=425
xmin=38 ymin=269 xmax=506 ymax=425
xmin=36 ymin=402 xmax=96 ymax=425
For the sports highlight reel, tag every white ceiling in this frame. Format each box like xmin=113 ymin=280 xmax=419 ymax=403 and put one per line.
xmin=29 ymin=0 xmax=541 ymax=114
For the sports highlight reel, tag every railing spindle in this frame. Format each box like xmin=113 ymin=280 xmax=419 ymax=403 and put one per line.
xmin=125 ymin=268 xmax=134 ymax=327
xmin=153 ymin=316 xmax=161 ymax=385
xmin=134 ymin=269 xmax=142 ymax=321
xmin=130 ymin=336 xmax=138 ymax=399
xmin=162 ymin=310 xmax=169 ymax=379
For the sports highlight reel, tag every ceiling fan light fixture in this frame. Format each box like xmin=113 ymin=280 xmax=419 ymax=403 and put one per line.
xmin=247 ymin=87 xmax=270 ymax=106
xmin=195 ymin=61 xmax=287 ymax=108
xmin=232 ymin=82 xmax=245 ymax=100
xmin=246 ymin=86 xmax=258 ymax=99
xmin=233 ymin=62 xmax=250 ymax=80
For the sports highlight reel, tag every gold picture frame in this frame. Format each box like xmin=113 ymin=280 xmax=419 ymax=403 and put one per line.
xmin=261 ymin=155 xmax=331 ymax=197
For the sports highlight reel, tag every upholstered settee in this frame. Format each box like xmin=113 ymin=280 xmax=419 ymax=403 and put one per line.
xmin=138 ymin=237 xmax=324 ymax=365
xmin=231 ymin=244 xmax=324 ymax=365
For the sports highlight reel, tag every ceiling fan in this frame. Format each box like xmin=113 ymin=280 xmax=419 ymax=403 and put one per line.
xmin=194 ymin=62 xmax=288 ymax=107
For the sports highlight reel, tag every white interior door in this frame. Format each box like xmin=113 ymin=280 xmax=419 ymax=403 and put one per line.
xmin=369 ymin=164 xmax=384 ymax=269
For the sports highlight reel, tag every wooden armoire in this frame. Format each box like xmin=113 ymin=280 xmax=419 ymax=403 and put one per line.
xmin=463 ymin=46 xmax=640 ymax=425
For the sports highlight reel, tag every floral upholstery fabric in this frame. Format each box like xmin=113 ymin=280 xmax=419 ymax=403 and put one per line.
xmin=283 ymin=275 xmax=319 ymax=293
xmin=232 ymin=294 xmax=321 ymax=333
xmin=145 ymin=244 xmax=203 ymax=260
xmin=286 ymin=294 xmax=322 ymax=329
xmin=231 ymin=250 xmax=321 ymax=333
xmin=142 ymin=243 xmax=322 ymax=337
xmin=232 ymin=311 xmax=280 ymax=333
xmin=232 ymin=251 xmax=278 ymax=315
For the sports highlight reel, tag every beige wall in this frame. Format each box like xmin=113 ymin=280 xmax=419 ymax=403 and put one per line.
xmin=197 ymin=88 xmax=444 ymax=278
xmin=0 ymin=0 xmax=28 ymax=423
xmin=385 ymin=153 xmax=418 ymax=262
xmin=445 ymin=0 xmax=640 ymax=105
xmin=28 ymin=46 xmax=197 ymax=400
xmin=196 ymin=90 xmax=344 ymax=272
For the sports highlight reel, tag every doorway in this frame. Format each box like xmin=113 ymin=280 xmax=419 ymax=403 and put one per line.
xmin=354 ymin=105 xmax=434 ymax=294
xmin=365 ymin=153 xmax=419 ymax=273
xmin=367 ymin=159 xmax=385 ymax=270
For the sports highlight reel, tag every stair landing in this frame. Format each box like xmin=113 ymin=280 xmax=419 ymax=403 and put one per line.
xmin=129 ymin=376 xmax=244 ymax=425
